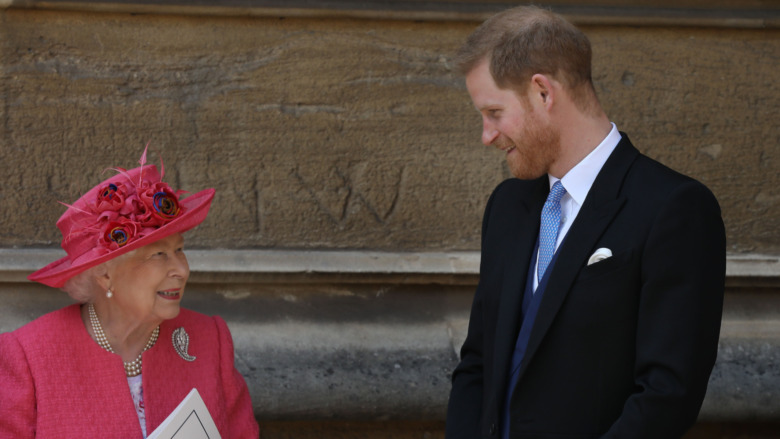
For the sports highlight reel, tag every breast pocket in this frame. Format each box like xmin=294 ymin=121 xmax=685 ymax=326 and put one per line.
xmin=564 ymin=247 xmax=640 ymax=326
xmin=576 ymin=247 xmax=635 ymax=283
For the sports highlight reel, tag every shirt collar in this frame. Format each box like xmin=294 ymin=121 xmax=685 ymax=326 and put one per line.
xmin=549 ymin=123 xmax=621 ymax=206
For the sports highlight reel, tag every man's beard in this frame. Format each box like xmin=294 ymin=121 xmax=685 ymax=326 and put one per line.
xmin=494 ymin=119 xmax=560 ymax=180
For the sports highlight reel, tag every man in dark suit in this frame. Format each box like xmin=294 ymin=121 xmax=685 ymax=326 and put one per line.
xmin=445 ymin=6 xmax=725 ymax=439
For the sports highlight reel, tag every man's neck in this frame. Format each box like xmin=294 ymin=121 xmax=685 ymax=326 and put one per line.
xmin=549 ymin=111 xmax=612 ymax=179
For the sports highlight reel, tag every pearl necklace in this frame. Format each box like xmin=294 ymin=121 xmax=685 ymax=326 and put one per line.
xmin=88 ymin=303 xmax=159 ymax=377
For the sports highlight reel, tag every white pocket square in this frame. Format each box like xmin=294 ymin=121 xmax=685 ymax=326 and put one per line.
xmin=587 ymin=248 xmax=613 ymax=266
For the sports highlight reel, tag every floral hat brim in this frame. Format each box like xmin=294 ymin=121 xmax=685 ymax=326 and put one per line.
xmin=28 ymin=161 xmax=215 ymax=289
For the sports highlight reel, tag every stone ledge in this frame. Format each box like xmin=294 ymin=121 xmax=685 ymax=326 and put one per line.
xmin=0 ymin=249 xmax=777 ymax=287
xmin=236 ymin=319 xmax=780 ymax=421
xmin=0 ymin=276 xmax=777 ymax=421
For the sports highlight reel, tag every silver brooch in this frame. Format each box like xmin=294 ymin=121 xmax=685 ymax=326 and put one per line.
xmin=172 ymin=327 xmax=196 ymax=362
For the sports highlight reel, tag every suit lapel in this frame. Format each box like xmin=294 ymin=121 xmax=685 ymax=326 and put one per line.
xmin=492 ymin=177 xmax=548 ymax=393
xmin=516 ymin=136 xmax=640 ymax=381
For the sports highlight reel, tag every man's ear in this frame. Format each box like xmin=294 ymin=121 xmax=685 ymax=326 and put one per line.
xmin=530 ymin=73 xmax=556 ymax=109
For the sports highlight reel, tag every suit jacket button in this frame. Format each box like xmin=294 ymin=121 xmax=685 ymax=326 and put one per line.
xmin=489 ymin=423 xmax=497 ymax=435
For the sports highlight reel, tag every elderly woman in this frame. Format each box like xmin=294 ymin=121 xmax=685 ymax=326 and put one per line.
xmin=0 ymin=150 xmax=259 ymax=438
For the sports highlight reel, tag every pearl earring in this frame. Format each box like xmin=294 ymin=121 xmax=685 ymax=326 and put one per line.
xmin=106 ymin=289 xmax=113 ymax=298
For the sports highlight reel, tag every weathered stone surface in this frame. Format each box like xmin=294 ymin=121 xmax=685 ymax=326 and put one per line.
xmin=701 ymin=292 xmax=780 ymax=421
xmin=0 ymin=10 xmax=777 ymax=253
xmin=704 ymin=336 xmax=780 ymax=421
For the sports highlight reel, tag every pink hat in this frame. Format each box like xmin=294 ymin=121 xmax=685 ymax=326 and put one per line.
xmin=28 ymin=151 xmax=215 ymax=288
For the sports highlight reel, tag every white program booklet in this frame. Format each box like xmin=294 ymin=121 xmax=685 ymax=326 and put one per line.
xmin=147 ymin=388 xmax=221 ymax=439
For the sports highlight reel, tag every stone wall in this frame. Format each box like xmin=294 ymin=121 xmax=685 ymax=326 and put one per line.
xmin=1 ymin=2 xmax=778 ymax=437
xmin=2 ymin=7 xmax=778 ymax=253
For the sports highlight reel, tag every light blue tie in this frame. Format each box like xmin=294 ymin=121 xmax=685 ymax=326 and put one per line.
xmin=537 ymin=181 xmax=567 ymax=282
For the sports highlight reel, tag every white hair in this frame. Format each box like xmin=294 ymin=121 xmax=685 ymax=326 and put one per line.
xmin=61 ymin=250 xmax=135 ymax=303
xmin=61 ymin=264 xmax=106 ymax=303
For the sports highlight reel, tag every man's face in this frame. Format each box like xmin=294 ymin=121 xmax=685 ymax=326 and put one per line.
xmin=465 ymin=60 xmax=560 ymax=180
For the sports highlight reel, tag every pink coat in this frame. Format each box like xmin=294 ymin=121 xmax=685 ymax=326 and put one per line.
xmin=0 ymin=304 xmax=259 ymax=438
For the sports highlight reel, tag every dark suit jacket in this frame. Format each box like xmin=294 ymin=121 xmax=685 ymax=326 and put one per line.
xmin=445 ymin=134 xmax=726 ymax=439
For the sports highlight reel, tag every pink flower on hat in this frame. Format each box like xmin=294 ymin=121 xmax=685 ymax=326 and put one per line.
xmin=137 ymin=182 xmax=185 ymax=227
xmin=94 ymin=182 xmax=127 ymax=214
xmin=100 ymin=218 xmax=141 ymax=250
xmin=90 ymin=177 xmax=185 ymax=249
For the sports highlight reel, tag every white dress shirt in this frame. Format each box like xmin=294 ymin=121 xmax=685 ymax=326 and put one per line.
xmin=533 ymin=123 xmax=622 ymax=290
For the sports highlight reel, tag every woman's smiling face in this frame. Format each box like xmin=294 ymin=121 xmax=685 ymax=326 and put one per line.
xmin=104 ymin=233 xmax=189 ymax=324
